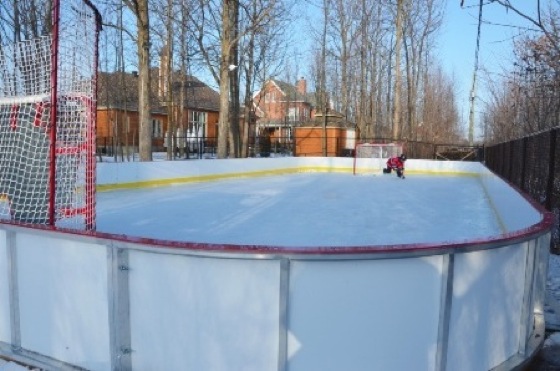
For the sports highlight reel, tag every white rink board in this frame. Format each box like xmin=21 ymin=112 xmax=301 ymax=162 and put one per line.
xmin=15 ymin=233 xmax=111 ymax=370
xmin=0 ymin=230 xmax=10 ymax=344
xmin=446 ymin=243 xmax=528 ymax=371
xmin=287 ymin=256 xmax=443 ymax=371
xmin=128 ymin=251 xmax=281 ymax=371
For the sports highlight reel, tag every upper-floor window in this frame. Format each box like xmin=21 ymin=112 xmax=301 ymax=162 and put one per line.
xmin=264 ymin=92 xmax=275 ymax=103
xmin=288 ymin=107 xmax=299 ymax=121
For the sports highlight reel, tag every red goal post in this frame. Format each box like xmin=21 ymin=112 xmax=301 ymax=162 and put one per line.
xmin=353 ymin=142 xmax=404 ymax=175
xmin=0 ymin=0 xmax=101 ymax=230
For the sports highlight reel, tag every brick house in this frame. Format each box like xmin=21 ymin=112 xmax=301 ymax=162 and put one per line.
xmin=253 ymin=77 xmax=356 ymax=157
xmin=96 ymin=68 xmax=220 ymax=157
xmin=252 ymin=77 xmax=315 ymax=146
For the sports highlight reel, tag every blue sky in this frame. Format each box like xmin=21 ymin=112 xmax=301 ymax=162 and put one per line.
xmin=440 ymin=1 xmax=541 ymax=139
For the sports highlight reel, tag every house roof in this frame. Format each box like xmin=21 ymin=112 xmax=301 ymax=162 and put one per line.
xmin=255 ymin=79 xmax=315 ymax=106
xmin=171 ymin=76 xmax=220 ymax=112
xmin=97 ymin=70 xmax=220 ymax=113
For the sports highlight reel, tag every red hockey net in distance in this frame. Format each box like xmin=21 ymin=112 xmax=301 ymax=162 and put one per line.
xmin=353 ymin=142 xmax=404 ymax=175
xmin=0 ymin=0 xmax=101 ymax=230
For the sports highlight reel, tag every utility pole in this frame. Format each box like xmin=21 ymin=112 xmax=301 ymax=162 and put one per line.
xmin=468 ymin=0 xmax=484 ymax=145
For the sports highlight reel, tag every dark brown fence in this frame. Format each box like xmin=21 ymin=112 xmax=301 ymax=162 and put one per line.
xmin=485 ymin=129 xmax=560 ymax=252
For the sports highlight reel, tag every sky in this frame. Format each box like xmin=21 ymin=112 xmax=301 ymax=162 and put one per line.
xmin=440 ymin=1 xmax=542 ymax=140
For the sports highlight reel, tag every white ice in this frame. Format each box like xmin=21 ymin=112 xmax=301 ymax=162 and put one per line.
xmin=97 ymin=173 xmax=501 ymax=247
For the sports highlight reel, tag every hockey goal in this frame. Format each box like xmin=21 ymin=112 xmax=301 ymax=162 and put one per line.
xmin=353 ymin=142 xmax=404 ymax=175
xmin=0 ymin=0 xmax=101 ymax=230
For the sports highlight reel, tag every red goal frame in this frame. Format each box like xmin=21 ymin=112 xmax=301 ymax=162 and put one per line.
xmin=0 ymin=0 xmax=102 ymax=230
xmin=353 ymin=142 xmax=404 ymax=175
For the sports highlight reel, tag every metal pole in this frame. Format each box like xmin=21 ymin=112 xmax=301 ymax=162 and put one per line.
xmin=48 ymin=0 xmax=61 ymax=227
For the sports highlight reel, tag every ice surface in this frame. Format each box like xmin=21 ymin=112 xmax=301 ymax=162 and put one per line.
xmin=96 ymin=173 xmax=501 ymax=247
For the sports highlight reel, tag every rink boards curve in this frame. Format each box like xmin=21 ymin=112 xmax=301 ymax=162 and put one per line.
xmin=0 ymin=157 xmax=553 ymax=371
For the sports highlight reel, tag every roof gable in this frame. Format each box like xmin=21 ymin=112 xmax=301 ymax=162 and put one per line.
xmin=254 ymin=79 xmax=313 ymax=106
xmin=97 ymin=70 xmax=220 ymax=113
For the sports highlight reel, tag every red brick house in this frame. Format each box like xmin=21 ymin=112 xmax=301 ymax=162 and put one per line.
xmin=252 ymin=77 xmax=315 ymax=144
xmin=253 ymin=78 xmax=357 ymax=157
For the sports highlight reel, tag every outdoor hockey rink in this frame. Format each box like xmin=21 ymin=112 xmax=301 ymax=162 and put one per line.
xmin=96 ymin=172 xmax=503 ymax=247
xmin=0 ymin=157 xmax=550 ymax=371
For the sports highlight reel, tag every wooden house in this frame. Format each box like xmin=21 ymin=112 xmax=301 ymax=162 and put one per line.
xmin=96 ymin=68 xmax=220 ymax=157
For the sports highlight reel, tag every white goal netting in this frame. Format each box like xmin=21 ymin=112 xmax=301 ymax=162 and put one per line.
xmin=0 ymin=0 xmax=101 ymax=230
xmin=353 ymin=142 xmax=404 ymax=175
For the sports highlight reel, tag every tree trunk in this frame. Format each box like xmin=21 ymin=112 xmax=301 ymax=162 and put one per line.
xmin=392 ymin=0 xmax=403 ymax=141
xmin=135 ymin=0 xmax=152 ymax=161
xmin=217 ymin=0 xmax=233 ymax=159
xmin=228 ymin=0 xmax=240 ymax=158
xmin=165 ymin=0 xmax=174 ymax=161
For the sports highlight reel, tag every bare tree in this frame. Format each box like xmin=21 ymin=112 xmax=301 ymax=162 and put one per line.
xmin=422 ymin=64 xmax=461 ymax=143
xmin=0 ymin=0 xmax=53 ymax=43
xmin=122 ymin=0 xmax=153 ymax=161
xmin=480 ymin=1 xmax=560 ymax=143
xmin=489 ymin=0 xmax=560 ymax=55
xmin=402 ymin=0 xmax=443 ymax=141
xmin=392 ymin=0 xmax=404 ymax=140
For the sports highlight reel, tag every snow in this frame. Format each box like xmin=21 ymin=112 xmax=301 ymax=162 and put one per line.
xmin=0 ymin=360 xmax=38 ymax=371
xmin=95 ymin=166 xmax=560 ymax=348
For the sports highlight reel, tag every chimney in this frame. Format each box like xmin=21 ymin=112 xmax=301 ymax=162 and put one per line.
xmin=159 ymin=45 xmax=169 ymax=98
xmin=296 ymin=77 xmax=307 ymax=96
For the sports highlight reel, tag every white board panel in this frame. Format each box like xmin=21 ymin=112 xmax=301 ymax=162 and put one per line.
xmin=0 ymin=230 xmax=10 ymax=343
xmin=287 ymin=256 xmax=443 ymax=371
xmin=16 ymin=233 xmax=111 ymax=370
xmin=128 ymin=252 xmax=281 ymax=371
xmin=447 ymin=243 xmax=528 ymax=371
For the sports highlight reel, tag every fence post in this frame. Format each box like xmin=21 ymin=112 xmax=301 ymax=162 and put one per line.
xmin=546 ymin=129 xmax=557 ymax=210
xmin=508 ymin=142 xmax=514 ymax=180
xmin=521 ymin=137 xmax=528 ymax=191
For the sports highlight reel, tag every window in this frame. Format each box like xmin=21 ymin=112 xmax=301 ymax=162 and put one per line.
xmin=264 ymin=91 xmax=275 ymax=103
xmin=288 ymin=107 xmax=299 ymax=121
xmin=189 ymin=111 xmax=207 ymax=136
xmin=152 ymin=119 xmax=163 ymax=138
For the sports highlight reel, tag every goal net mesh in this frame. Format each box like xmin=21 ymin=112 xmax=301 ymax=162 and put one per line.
xmin=353 ymin=142 xmax=404 ymax=175
xmin=0 ymin=0 xmax=101 ymax=230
